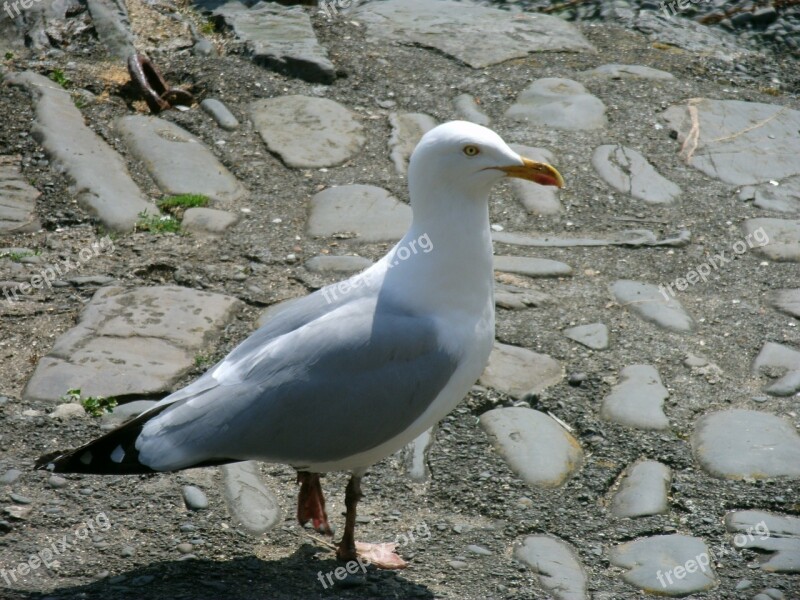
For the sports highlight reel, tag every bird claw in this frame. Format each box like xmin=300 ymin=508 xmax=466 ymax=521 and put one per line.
xmin=354 ymin=541 xmax=408 ymax=570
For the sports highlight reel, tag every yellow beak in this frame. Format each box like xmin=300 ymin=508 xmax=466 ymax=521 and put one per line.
xmin=497 ymin=157 xmax=565 ymax=188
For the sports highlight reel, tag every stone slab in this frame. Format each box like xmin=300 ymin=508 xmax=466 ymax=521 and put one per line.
xmin=480 ymin=407 xmax=583 ymax=488
xmin=610 ymin=534 xmax=716 ymax=596
xmin=212 ymin=1 xmax=335 ymax=84
xmin=592 ymin=144 xmax=681 ymax=204
xmin=389 ymin=112 xmax=437 ymax=176
xmin=7 ymin=72 xmax=157 ymax=232
xmin=23 ymin=286 xmax=242 ymax=402
xmin=505 ymin=78 xmax=607 ymax=130
xmin=353 ymin=0 xmax=593 ymax=69
xmin=116 ymin=116 xmax=246 ymax=204
xmin=479 ymin=342 xmax=563 ymax=399
xmin=663 ymin=99 xmax=800 ymax=186
xmin=611 ymin=280 xmax=694 ymax=333
xmin=250 ymin=96 xmax=365 ymax=168
xmin=514 ymin=536 xmax=587 ymax=600
xmin=601 ymin=365 xmax=670 ymax=430
xmin=692 ymin=409 xmax=800 ymax=479
xmin=308 ymin=185 xmax=411 ymax=242
xmin=611 ymin=460 xmax=671 ymax=518
xmin=493 ymin=256 xmax=572 ymax=278
xmin=0 ymin=156 xmax=40 ymax=234
xmin=220 ymin=461 xmax=282 ymax=535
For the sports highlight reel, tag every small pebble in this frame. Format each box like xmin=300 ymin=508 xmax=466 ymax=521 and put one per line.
xmin=177 ymin=542 xmax=194 ymax=554
xmin=10 ymin=493 xmax=31 ymax=505
xmin=1 ymin=469 xmax=22 ymax=485
xmin=449 ymin=560 xmax=468 ymax=568
xmin=120 ymin=546 xmax=135 ymax=557
xmin=47 ymin=475 xmax=68 ymax=489
xmin=182 ymin=485 xmax=208 ymax=510
xmin=467 ymin=544 xmax=492 ymax=556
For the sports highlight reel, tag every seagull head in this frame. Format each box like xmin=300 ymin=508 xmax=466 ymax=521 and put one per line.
xmin=408 ymin=121 xmax=564 ymax=204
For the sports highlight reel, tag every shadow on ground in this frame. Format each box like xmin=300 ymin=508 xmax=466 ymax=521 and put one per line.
xmin=11 ymin=545 xmax=434 ymax=600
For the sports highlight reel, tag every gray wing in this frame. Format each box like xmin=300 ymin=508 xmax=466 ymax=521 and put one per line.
xmin=136 ymin=297 xmax=460 ymax=471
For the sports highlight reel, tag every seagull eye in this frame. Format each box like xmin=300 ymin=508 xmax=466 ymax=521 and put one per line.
xmin=463 ymin=145 xmax=480 ymax=157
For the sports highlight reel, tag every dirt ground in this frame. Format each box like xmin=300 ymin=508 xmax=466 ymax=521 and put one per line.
xmin=1 ymin=4 xmax=799 ymax=599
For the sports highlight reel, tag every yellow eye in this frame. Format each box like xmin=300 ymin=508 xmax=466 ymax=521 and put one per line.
xmin=463 ymin=145 xmax=480 ymax=157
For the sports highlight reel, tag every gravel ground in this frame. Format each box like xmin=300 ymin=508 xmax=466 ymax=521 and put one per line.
xmin=0 ymin=2 xmax=799 ymax=600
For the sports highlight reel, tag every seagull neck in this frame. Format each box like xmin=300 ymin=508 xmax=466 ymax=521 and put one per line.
xmin=385 ymin=184 xmax=494 ymax=315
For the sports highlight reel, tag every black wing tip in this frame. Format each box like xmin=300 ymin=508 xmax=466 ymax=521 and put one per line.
xmin=34 ymin=450 xmax=63 ymax=471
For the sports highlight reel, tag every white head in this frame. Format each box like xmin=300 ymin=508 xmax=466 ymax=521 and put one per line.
xmin=407 ymin=121 xmax=563 ymax=207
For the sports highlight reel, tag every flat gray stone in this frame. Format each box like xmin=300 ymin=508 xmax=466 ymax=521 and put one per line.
xmin=741 ymin=218 xmax=800 ymax=262
xmin=352 ymin=0 xmax=593 ymax=69
xmin=692 ymin=409 xmax=800 ymax=479
xmin=480 ymin=407 xmax=583 ymax=488
xmin=23 ymin=286 xmax=242 ymax=402
xmin=250 ymin=96 xmax=365 ymax=168
xmin=479 ymin=342 xmax=563 ymax=399
xmin=610 ymin=534 xmax=716 ymax=596
xmin=753 ymin=341 xmax=800 ymax=396
xmin=1 ymin=470 xmax=22 ymax=485
xmin=495 ymin=229 xmax=691 ymax=248
xmin=0 ymin=156 xmax=40 ymax=234
xmin=212 ymin=1 xmax=334 ymax=83
xmin=592 ymin=145 xmax=681 ymax=204
xmin=611 ymin=461 xmax=671 ymax=518
xmin=601 ymin=365 xmax=670 ymax=430
xmin=663 ymin=99 xmax=800 ymax=186
xmin=752 ymin=341 xmax=800 ymax=373
xmin=765 ymin=370 xmax=800 ymax=397
xmin=505 ymin=78 xmax=607 ymax=130
xmin=741 ymin=176 xmax=800 ymax=214
xmin=514 ymin=535 xmax=587 ymax=600
xmin=635 ymin=11 xmax=750 ymax=60
xmin=493 ymin=256 xmax=572 ymax=278
xmin=563 ymin=323 xmax=608 ymax=350
xmin=201 ymin=98 xmax=240 ymax=131
xmin=182 ymin=485 xmax=208 ymax=510
xmin=305 ymin=255 xmax=373 ymax=274
xmin=453 ymin=94 xmax=490 ymax=126
xmin=582 ymin=64 xmax=674 ymax=80
xmin=86 ymin=0 xmax=135 ymax=60
xmin=389 ymin=112 xmax=437 ymax=176
xmin=7 ymin=72 xmax=157 ymax=231
xmin=308 ymin=185 xmax=411 ymax=242
xmin=220 ymin=461 xmax=282 ymax=534
xmin=725 ymin=510 xmax=800 ymax=573
xmin=116 ymin=116 xmax=245 ymax=204
xmin=770 ymin=289 xmax=800 ymax=319
xmin=182 ymin=208 xmax=239 ymax=236
xmin=402 ymin=427 xmax=436 ymax=483
xmin=611 ymin=280 xmax=694 ymax=333
xmin=495 ymin=283 xmax=550 ymax=311
xmin=509 ymin=145 xmax=562 ymax=215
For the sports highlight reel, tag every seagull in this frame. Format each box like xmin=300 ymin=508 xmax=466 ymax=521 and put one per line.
xmin=36 ymin=121 xmax=564 ymax=567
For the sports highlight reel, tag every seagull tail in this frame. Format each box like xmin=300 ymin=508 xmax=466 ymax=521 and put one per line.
xmin=35 ymin=404 xmax=173 ymax=475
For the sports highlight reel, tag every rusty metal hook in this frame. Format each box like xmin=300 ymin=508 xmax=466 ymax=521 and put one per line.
xmin=127 ymin=53 xmax=195 ymax=114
